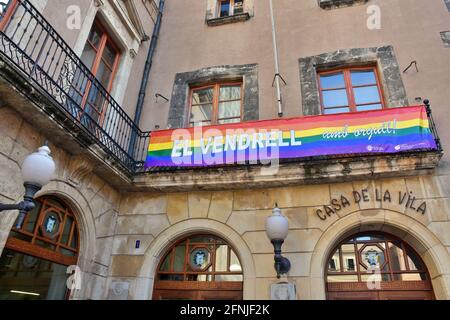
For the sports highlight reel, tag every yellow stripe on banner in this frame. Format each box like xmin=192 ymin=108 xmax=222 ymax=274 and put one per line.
xmin=148 ymin=118 xmax=430 ymax=152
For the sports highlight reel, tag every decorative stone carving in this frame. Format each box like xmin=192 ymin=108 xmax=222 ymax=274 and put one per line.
xmin=440 ymin=31 xmax=450 ymax=48
xmin=108 ymin=281 xmax=130 ymax=300
xmin=94 ymin=0 xmax=104 ymax=8
xmin=65 ymin=154 xmax=95 ymax=187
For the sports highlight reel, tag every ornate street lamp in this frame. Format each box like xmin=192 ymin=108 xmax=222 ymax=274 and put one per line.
xmin=0 ymin=144 xmax=55 ymax=228
xmin=265 ymin=204 xmax=291 ymax=279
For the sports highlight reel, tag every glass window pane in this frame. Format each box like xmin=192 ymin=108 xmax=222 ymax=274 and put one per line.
xmin=229 ymin=250 xmax=242 ymax=272
xmin=361 ymin=273 xmax=390 ymax=282
xmin=388 ymin=242 xmax=407 ymax=271
xmin=328 ymin=249 xmax=341 ymax=272
xmin=173 ymin=245 xmax=186 ymax=272
xmin=60 ymin=217 xmax=73 ymax=245
xmin=192 ymin=88 xmax=213 ymax=105
xmin=351 ymin=70 xmax=377 ymax=86
xmin=320 ymin=72 xmax=345 ymax=89
xmin=219 ymin=118 xmax=240 ymax=125
xmin=406 ymin=248 xmax=425 ymax=271
xmin=215 ymin=274 xmax=243 ymax=282
xmin=102 ymin=41 xmax=117 ymax=68
xmin=220 ymin=0 xmax=230 ymax=17
xmin=95 ymin=60 xmax=113 ymax=89
xmin=70 ymin=229 xmax=78 ymax=249
xmin=0 ymin=250 xmax=69 ymax=300
xmin=219 ymin=86 xmax=241 ymax=101
xmin=234 ymin=0 xmax=244 ymax=14
xmin=24 ymin=202 xmax=41 ymax=233
xmin=323 ymin=107 xmax=350 ymax=115
xmin=355 ymin=235 xmax=386 ymax=242
xmin=191 ymin=104 xmax=212 ymax=124
xmin=353 ymin=86 xmax=381 ymax=105
xmin=88 ymin=27 xmax=102 ymax=49
xmin=80 ymin=43 xmax=97 ymax=70
xmin=322 ymin=89 xmax=348 ymax=108
xmin=356 ymin=104 xmax=382 ymax=112
xmin=392 ymin=273 xmax=426 ymax=281
xmin=215 ymin=245 xmax=228 ymax=272
xmin=159 ymin=254 xmax=171 ymax=271
xmin=341 ymin=244 xmax=356 ymax=272
xmin=219 ymin=101 xmax=241 ymax=119
xmin=327 ymin=275 xmax=358 ymax=283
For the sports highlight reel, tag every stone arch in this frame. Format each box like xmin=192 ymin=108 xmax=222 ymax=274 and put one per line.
xmin=309 ymin=209 xmax=450 ymax=300
xmin=36 ymin=180 xmax=97 ymax=299
xmin=136 ymin=219 xmax=256 ymax=300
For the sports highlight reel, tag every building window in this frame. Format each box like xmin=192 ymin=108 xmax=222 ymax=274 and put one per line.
xmin=218 ymin=0 xmax=244 ymax=17
xmin=189 ymin=82 xmax=242 ymax=127
xmin=318 ymin=67 xmax=384 ymax=114
xmin=0 ymin=196 xmax=80 ymax=300
xmin=70 ymin=19 xmax=120 ymax=124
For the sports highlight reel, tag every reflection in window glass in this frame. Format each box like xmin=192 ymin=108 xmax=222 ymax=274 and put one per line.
xmin=320 ymin=73 xmax=345 ymax=89
xmin=353 ymin=86 xmax=381 ymax=105
xmin=219 ymin=0 xmax=230 ymax=17
xmin=350 ymin=70 xmax=376 ymax=86
xmin=328 ymin=249 xmax=340 ymax=272
xmin=215 ymin=245 xmax=228 ymax=272
xmin=0 ymin=250 xmax=69 ymax=300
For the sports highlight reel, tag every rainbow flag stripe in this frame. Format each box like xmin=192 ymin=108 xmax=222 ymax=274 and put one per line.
xmin=145 ymin=106 xmax=437 ymax=168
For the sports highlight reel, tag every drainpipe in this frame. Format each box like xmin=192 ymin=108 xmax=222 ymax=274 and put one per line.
xmin=133 ymin=0 xmax=165 ymax=125
xmin=269 ymin=0 xmax=283 ymax=117
xmin=129 ymin=0 xmax=165 ymax=157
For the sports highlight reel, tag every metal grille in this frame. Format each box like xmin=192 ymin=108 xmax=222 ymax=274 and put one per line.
xmin=0 ymin=0 xmax=150 ymax=175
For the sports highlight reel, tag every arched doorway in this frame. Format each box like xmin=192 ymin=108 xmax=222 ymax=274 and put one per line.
xmin=325 ymin=232 xmax=434 ymax=300
xmin=152 ymin=234 xmax=243 ymax=300
xmin=0 ymin=196 xmax=80 ymax=300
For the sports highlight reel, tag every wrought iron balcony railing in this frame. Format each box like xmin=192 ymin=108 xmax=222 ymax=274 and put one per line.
xmin=0 ymin=0 xmax=150 ymax=175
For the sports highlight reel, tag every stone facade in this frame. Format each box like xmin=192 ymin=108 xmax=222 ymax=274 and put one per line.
xmin=0 ymin=0 xmax=449 ymax=301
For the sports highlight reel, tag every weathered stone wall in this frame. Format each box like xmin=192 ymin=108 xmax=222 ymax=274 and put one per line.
xmin=0 ymin=105 xmax=121 ymax=300
xmin=112 ymin=175 xmax=450 ymax=300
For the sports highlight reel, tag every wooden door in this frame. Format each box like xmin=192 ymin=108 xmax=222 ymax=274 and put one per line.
xmin=152 ymin=281 xmax=243 ymax=300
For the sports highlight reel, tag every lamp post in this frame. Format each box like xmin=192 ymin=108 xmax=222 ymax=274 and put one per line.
xmin=0 ymin=145 xmax=55 ymax=228
xmin=265 ymin=204 xmax=291 ymax=279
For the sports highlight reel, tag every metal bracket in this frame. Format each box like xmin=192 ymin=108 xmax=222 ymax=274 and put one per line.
xmin=403 ymin=61 xmax=418 ymax=73
xmin=155 ymin=93 xmax=169 ymax=103
xmin=272 ymin=73 xmax=287 ymax=87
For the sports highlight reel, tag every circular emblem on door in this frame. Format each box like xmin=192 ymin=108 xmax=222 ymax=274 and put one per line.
xmin=40 ymin=211 xmax=61 ymax=239
xmin=189 ymin=247 xmax=211 ymax=271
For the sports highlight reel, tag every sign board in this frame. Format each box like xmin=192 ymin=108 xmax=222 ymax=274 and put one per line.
xmin=145 ymin=106 xmax=437 ymax=168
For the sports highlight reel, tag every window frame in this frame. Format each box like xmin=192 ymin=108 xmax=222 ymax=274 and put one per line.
xmin=0 ymin=0 xmax=18 ymax=31
xmin=187 ymin=81 xmax=243 ymax=127
xmin=77 ymin=19 xmax=121 ymax=125
xmin=217 ymin=0 xmax=244 ymax=18
xmin=317 ymin=66 xmax=385 ymax=115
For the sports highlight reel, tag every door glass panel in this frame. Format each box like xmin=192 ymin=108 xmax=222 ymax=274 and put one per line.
xmin=392 ymin=273 xmax=425 ymax=281
xmin=388 ymin=242 xmax=407 ymax=271
xmin=351 ymin=70 xmax=376 ymax=86
xmin=215 ymin=274 xmax=243 ymax=281
xmin=87 ymin=26 xmax=102 ymax=49
xmin=320 ymin=72 xmax=345 ymax=89
xmin=60 ymin=217 xmax=73 ymax=245
xmin=219 ymin=118 xmax=240 ymax=124
xmin=215 ymin=245 xmax=228 ymax=272
xmin=0 ymin=249 xmax=69 ymax=300
xmin=80 ymin=43 xmax=97 ymax=70
xmin=322 ymin=89 xmax=348 ymax=108
xmin=229 ymin=250 xmax=241 ymax=272
xmin=327 ymin=275 xmax=358 ymax=283
xmin=406 ymin=248 xmax=425 ymax=271
xmin=173 ymin=245 xmax=186 ymax=272
xmin=353 ymin=86 xmax=381 ymax=105
xmin=159 ymin=254 xmax=171 ymax=272
xmin=328 ymin=248 xmax=341 ymax=272
xmin=341 ymin=244 xmax=356 ymax=271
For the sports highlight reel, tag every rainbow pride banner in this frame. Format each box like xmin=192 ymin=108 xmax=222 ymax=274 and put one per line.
xmin=145 ymin=106 xmax=437 ymax=168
